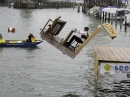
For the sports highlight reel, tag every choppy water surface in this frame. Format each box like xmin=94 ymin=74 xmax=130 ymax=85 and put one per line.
xmin=0 ymin=6 xmax=130 ymax=97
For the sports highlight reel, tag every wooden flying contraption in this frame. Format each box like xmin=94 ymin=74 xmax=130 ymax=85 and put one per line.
xmin=40 ymin=16 xmax=117 ymax=59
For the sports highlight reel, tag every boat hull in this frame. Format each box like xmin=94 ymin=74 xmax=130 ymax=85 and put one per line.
xmin=0 ymin=40 xmax=43 ymax=47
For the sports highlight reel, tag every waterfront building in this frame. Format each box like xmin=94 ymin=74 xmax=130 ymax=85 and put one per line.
xmin=84 ymin=0 xmax=126 ymax=10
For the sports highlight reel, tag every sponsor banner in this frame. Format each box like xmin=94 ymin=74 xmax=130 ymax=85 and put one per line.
xmin=100 ymin=63 xmax=130 ymax=74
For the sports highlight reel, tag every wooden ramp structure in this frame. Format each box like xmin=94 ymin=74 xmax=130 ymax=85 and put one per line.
xmin=40 ymin=16 xmax=117 ymax=59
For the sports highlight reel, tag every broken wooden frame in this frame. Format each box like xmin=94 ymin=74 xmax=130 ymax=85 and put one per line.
xmin=102 ymin=22 xmax=117 ymax=39
xmin=40 ymin=16 xmax=117 ymax=59
xmin=41 ymin=16 xmax=67 ymax=37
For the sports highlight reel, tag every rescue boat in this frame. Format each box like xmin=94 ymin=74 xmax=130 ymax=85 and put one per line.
xmin=0 ymin=39 xmax=43 ymax=47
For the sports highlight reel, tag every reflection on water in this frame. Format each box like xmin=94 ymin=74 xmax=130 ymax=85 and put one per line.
xmin=96 ymin=68 xmax=130 ymax=97
xmin=25 ymin=46 xmax=41 ymax=50
xmin=62 ymin=93 xmax=80 ymax=97
xmin=0 ymin=48 xmax=3 ymax=52
xmin=97 ymin=81 xmax=130 ymax=97
xmin=20 ymin=9 xmax=33 ymax=19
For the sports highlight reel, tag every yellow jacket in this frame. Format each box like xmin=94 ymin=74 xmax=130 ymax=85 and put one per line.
xmin=26 ymin=36 xmax=36 ymax=42
xmin=0 ymin=39 xmax=5 ymax=43
xmin=31 ymin=36 xmax=36 ymax=42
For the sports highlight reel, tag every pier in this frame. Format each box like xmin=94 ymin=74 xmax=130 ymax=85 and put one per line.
xmin=94 ymin=46 xmax=130 ymax=92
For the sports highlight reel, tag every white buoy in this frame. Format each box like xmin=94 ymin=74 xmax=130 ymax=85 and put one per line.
xmin=8 ymin=27 xmax=15 ymax=32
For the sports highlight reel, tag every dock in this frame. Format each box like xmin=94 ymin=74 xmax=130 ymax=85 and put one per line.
xmin=94 ymin=46 xmax=130 ymax=91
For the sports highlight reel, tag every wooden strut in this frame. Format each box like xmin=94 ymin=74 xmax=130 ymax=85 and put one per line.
xmin=42 ymin=19 xmax=53 ymax=32
xmin=74 ymin=23 xmax=117 ymax=55
xmin=63 ymin=30 xmax=73 ymax=45
xmin=75 ymin=25 xmax=102 ymax=54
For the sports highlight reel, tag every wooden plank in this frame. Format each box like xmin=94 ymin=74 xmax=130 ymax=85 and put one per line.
xmin=41 ymin=16 xmax=67 ymax=37
xmin=63 ymin=30 xmax=73 ymax=45
xmin=107 ymin=47 xmax=119 ymax=61
xmin=94 ymin=46 xmax=130 ymax=62
xmin=42 ymin=19 xmax=53 ymax=31
xmin=108 ymin=47 xmax=121 ymax=61
xmin=104 ymin=47 xmax=116 ymax=61
xmin=75 ymin=25 xmax=102 ymax=54
xmin=123 ymin=48 xmax=130 ymax=62
xmin=97 ymin=46 xmax=106 ymax=60
xmin=100 ymin=47 xmax=111 ymax=60
xmin=94 ymin=52 xmax=99 ymax=77
xmin=98 ymin=46 xmax=115 ymax=61
xmin=102 ymin=46 xmax=115 ymax=61
xmin=113 ymin=47 xmax=127 ymax=61
xmin=106 ymin=47 xmax=120 ymax=61
xmin=123 ymin=48 xmax=130 ymax=57
xmin=118 ymin=47 xmax=130 ymax=62
xmin=55 ymin=20 xmax=67 ymax=35
xmin=94 ymin=46 xmax=104 ymax=60
xmin=104 ymin=47 xmax=122 ymax=61
xmin=51 ymin=16 xmax=61 ymax=28
xmin=102 ymin=23 xmax=117 ymax=39
xmin=40 ymin=30 xmax=76 ymax=59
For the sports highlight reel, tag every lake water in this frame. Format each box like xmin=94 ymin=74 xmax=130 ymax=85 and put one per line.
xmin=0 ymin=6 xmax=130 ymax=97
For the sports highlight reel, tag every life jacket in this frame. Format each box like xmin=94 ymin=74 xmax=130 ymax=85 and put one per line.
xmin=0 ymin=39 xmax=5 ymax=43
xmin=31 ymin=36 xmax=36 ymax=42
xmin=26 ymin=36 xmax=36 ymax=42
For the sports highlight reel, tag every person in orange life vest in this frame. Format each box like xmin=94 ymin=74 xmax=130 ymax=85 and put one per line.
xmin=66 ymin=27 xmax=89 ymax=46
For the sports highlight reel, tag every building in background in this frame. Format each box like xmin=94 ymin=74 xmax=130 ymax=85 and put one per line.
xmin=84 ymin=0 xmax=124 ymax=8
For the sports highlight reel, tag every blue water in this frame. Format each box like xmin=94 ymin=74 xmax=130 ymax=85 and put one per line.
xmin=0 ymin=6 xmax=130 ymax=97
